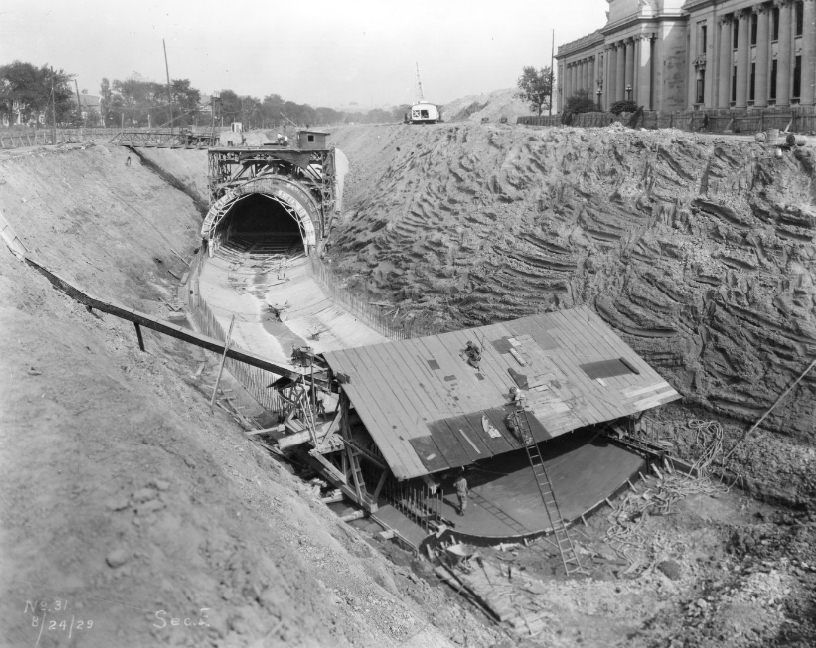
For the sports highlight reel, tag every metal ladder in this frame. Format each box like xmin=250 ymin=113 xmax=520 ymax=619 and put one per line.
xmin=513 ymin=407 xmax=587 ymax=577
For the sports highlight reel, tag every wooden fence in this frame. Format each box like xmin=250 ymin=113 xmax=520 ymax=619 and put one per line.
xmin=307 ymin=255 xmax=439 ymax=341
xmin=186 ymin=252 xmax=285 ymax=414
xmin=0 ymin=128 xmax=124 ymax=149
xmin=518 ymin=104 xmax=816 ymax=134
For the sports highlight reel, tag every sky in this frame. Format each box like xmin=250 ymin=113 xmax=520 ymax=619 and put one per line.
xmin=0 ymin=0 xmax=608 ymax=109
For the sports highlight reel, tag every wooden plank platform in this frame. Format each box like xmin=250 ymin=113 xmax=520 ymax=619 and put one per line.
xmin=324 ymin=306 xmax=680 ymax=480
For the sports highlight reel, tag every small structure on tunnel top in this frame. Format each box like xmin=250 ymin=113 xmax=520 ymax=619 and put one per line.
xmin=296 ymin=130 xmax=329 ymax=150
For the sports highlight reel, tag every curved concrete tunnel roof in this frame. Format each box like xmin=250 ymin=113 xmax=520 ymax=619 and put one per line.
xmin=201 ymin=175 xmax=320 ymax=253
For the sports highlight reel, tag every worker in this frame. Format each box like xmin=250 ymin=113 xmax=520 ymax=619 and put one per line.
xmin=464 ymin=340 xmax=481 ymax=368
xmin=509 ymin=386 xmax=525 ymax=407
xmin=452 ymin=470 xmax=468 ymax=516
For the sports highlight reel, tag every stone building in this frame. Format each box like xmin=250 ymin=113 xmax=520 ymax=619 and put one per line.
xmin=556 ymin=0 xmax=816 ymax=112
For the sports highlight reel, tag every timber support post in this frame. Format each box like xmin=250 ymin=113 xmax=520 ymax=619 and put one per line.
xmin=133 ymin=322 xmax=145 ymax=352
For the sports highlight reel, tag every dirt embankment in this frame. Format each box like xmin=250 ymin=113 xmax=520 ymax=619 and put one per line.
xmin=0 ymin=144 xmax=497 ymax=647
xmin=326 ymin=123 xmax=816 ymax=499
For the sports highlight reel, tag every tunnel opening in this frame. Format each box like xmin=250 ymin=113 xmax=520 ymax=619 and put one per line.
xmin=219 ymin=193 xmax=304 ymax=255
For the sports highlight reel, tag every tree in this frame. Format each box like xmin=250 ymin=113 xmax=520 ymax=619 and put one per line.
xmin=565 ymin=89 xmax=596 ymax=114
xmin=170 ymin=78 xmax=201 ymax=125
xmin=560 ymin=89 xmax=597 ymax=125
xmin=0 ymin=61 xmax=73 ymax=125
xmin=99 ymin=77 xmax=113 ymax=126
xmin=516 ymin=66 xmax=553 ymax=117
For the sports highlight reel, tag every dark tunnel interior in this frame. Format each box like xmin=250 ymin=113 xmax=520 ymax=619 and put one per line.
xmin=222 ymin=193 xmax=303 ymax=252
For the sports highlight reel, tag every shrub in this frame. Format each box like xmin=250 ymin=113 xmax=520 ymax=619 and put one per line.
xmin=609 ymin=100 xmax=638 ymax=115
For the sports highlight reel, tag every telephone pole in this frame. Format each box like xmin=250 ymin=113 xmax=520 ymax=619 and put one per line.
xmin=549 ymin=30 xmax=555 ymax=117
xmin=163 ymin=39 xmax=174 ymax=130
xmin=50 ymin=66 xmax=56 ymax=144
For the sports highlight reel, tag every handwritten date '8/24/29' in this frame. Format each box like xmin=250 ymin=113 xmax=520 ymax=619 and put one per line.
xmin=26 ymin=600 xmax=94 ymax=639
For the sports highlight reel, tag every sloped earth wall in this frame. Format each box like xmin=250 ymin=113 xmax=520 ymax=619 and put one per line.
xmin=0 ymin=143 xmax=496 ymax=647
xmin=326 ymin=123 xmax=816 ymax=502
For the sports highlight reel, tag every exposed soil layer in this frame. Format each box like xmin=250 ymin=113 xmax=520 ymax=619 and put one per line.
xmin=325 ymin=123 xmax=816 ymax=501
xmin=0 ymin=143 xmax=498 ymax=648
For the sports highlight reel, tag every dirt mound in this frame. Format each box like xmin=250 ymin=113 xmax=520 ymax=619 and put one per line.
xmin=325 ymin=123 xmax=816 ymax=497
xmin=442 ymin=88 xmax=530 ymax=123
xmin=0 ymin=143 xmax=496 ymax=647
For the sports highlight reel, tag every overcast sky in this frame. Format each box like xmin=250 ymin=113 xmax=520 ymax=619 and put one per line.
xmin=0 ymin=0 xmax=607 ymax=109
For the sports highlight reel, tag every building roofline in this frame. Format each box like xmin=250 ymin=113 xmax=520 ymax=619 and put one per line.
xmin=556 ymin=30 xmax=604 ymax=59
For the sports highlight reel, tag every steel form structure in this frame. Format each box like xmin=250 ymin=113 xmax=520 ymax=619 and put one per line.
xmin=206 ymin=145 xmax=337 ymax=240
xmin=110 ymin=129 xmax=219 ymax=148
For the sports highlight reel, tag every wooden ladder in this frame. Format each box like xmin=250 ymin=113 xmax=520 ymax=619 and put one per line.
xmin=513 ymin=407 xmax=587 ymax=577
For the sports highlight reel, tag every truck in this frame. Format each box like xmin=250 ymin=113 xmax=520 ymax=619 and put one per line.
xmin=405 ymin=101 xmax=440 ymax=125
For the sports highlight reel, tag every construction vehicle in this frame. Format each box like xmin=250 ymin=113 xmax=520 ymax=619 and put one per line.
xmin=405 ymin=63 xmax=441 ymax=125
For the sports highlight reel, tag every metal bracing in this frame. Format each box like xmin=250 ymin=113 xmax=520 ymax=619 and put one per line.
xmin=207 ymin=146 xmax=336 ymax=240
xmin=111 ymin=129 xmax=218 ymax=148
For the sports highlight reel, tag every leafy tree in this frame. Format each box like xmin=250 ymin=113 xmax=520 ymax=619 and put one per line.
xmin=560 ymin=89 xmax=598 ymax=125
xmin=516 ymin=66 xmax=553 ymax=117
xmin=0 ymin=61 xmax=73 ymax=125
xmin=218 ymin=89 xmax=241 ymax=122
xmin=565 ymin=89 xmax=597 ymax=114
xmin=170 ymin=79 xmax=200 ymax=125
xmin=99 ymin=77 xmax=114 ymax=126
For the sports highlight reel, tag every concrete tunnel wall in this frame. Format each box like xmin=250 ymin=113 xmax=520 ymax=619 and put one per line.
xmin=201 ymin=175 xmax=320 ymax=255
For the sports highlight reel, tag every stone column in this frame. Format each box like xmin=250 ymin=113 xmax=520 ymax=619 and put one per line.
xmin=718 ymin=15 xmax=733 ymax=107
xmin=755 ymin=4 xmax=771 ymax=106
xmin=735 ymin=9 xmax=750 ymax=107
xmin=624 ymin=38 xmax=634 ymax=100
xmin=616 ymin=41 xmax=626 ymax=101
xmin=608 ymin=46 xmax=616 ymax=109
xmin=604 ymin=47 xmax=613 ymax=109
xmin=606 ymin=46 xmax=615 ymax=105
xmin=688 ymin=20 xmax=698 ymax=108
xmin=803 ymin=0 xmax=816 ymax=105
xmin=776 ymin=0 xmax=793 ymax=106
xmin=637 ymin=35 xmax=652 ymax=109
xmin=594 ymin=53 xmax=600 ymax=100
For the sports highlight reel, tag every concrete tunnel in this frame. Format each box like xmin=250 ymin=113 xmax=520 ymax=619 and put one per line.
xmin=201 ymin=176 xmax=320 ymax=256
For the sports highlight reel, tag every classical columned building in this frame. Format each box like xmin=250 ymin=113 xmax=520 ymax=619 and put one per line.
xmin=686 ymin=0 xmax=816 ymax=109
xmin=555 ymin=0 xmax=816 ymax=112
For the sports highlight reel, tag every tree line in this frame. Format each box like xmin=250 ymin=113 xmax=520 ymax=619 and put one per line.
xmin=1 ymin=59 xmax=411 ymax=129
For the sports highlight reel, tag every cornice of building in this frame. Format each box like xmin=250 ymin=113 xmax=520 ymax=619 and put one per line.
xmin=600 ymin=10 xmax=687 ymax=35
xmin=556 ymin=30 xmax=605 ymax=59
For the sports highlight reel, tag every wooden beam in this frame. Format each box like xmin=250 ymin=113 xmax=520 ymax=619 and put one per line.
xmin=277 ymin=430 xmax=311 ymax=448
xmin=345 ymin=439 xmax=388 ymax=471
xmin=24 ymin=255 xmax=308 ymax=382
xmin=246 ymin=424 xmax=285 ymax=437
xmin=210 ymin=315 xmax=235 ymax=413
xmin=133 ymin=322 xmax=145 ymax=351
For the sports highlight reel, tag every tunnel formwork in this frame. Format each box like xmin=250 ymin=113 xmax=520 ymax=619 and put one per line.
xmin=202 ymin=142 xmax=337 ymax=255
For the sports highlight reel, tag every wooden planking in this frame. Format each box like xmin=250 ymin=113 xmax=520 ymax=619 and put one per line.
xmin=323 ymin=306 xmax=683 ymax=479
xmin=331 ymin=347 xmax=426 ymax=478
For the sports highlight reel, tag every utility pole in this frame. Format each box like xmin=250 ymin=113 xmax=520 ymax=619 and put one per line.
xmin=163 ymin=39 xmax=174 ymax=131
xmin=549 ymin=30 xmax=555 ymax=117
xmin=50 ymin=66 xmax=56 ymax=144
xmin=74 ymin=79 xmax=84 ymax=128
